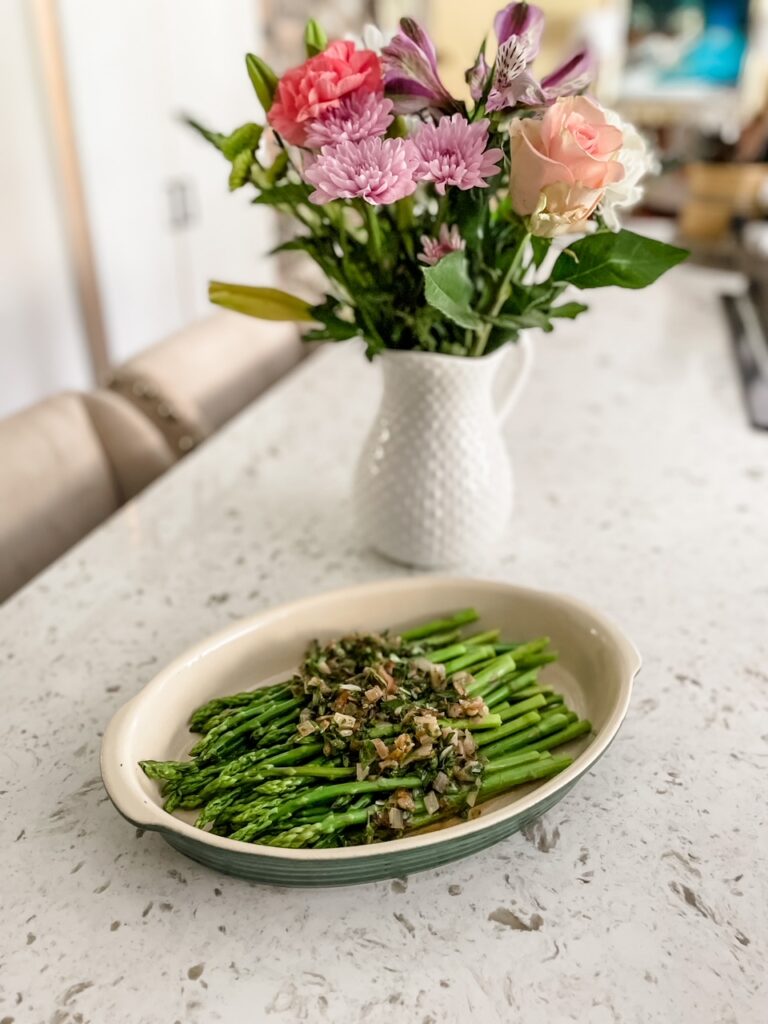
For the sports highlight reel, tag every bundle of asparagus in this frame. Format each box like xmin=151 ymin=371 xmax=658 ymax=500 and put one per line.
xmin=141 ymin=609 xmax=591 ymax=848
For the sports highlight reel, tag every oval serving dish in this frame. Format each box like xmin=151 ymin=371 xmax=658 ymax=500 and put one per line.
xmin=101 ymin=576 xmax=640 ymax=887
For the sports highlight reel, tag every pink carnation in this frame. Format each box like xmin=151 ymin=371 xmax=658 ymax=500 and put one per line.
xmin=304 ymin=137 xmax=419 ymax=206
xmin=419 ymin=224 xmax=465 ymax=265
xmin=412 ymin=115 xmax=504 ymax=194
xmin=305 ymin=92 xmax=394 ymax=149
xmin=268 ymin=41 xmax=382 ymax=146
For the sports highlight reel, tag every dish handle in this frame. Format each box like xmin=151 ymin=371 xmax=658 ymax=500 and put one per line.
xmin=100 ymin=697 xmax=164 ymax=832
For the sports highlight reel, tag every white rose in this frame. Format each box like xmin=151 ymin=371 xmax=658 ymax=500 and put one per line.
xmin=600 ymin=111 xmax=659 ymax=231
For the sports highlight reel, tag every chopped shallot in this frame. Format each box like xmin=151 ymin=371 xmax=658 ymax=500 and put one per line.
xmin=388 ymin=807 xmax=405 ymax=830
xmin=423 ymin=791 xmax=440 ymax=815
xmin=373 ymin=738 xmax=390 ymax=759
xmin=433 ymin=771 xmax=450 ymax=793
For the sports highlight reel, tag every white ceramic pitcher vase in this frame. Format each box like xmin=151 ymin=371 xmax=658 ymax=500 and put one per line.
xmin=353 ymin=335 xmax=533 ymax=568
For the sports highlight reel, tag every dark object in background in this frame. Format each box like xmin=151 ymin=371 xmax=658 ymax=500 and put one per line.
xmin=721 ymin=288 xmax=768 ymax=430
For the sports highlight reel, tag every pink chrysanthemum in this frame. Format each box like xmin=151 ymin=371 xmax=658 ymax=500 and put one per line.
xmin=305 ymin=92 xmax=395 ymax=149
xmin=412 ymin=114 xmax=504 ymax=194
xmin=418 ymin=224 xmax=465 ymax=265
xmin=304 ymin=137 xmax=419 ymax=206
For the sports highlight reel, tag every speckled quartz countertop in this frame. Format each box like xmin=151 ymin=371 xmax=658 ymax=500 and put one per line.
xmin=2 ymin=261 xmax=767 ymax=1024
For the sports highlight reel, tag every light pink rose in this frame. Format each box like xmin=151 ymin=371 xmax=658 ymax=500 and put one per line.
xmin=509 ymin=96 xmax=625 ymax=236
xmin=268 ymin=41 xmax=383 ymax=147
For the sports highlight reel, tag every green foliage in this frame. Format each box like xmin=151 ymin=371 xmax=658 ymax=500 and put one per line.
xmin=304 ymin=19 xmax=328 ymax=56
xmin=187 ymin=119 xmax=262 ymax=162
xmin=195 ymin=47 xmax=687 ymax=358
xmin=305 ymin=297 xmax=359 ymax=341
xmin=552 ymin=229 xmax=689 ymax=290
xmin=530 ymin=235 xmax=551 ymax=269
xmin=209 ymin=282 xmax=315 ymax=322
xmin=253 ymin=183 xmax=313 ymax=207
xmin=549 ymin=301 xmax=588 ymax=319
xmin=251 ymin=151 xmax=290 ymax=190
xmin=186 ymin=119 xmax=263 ymax=191
xmin=422 ymin=251 xmax=482 ymax=330
xmin=245 ymin=54 xmax=278 ymax=113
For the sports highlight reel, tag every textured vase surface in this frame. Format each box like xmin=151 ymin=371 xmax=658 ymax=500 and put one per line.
xmin=354 ymin=339 xmax=531 ymax=568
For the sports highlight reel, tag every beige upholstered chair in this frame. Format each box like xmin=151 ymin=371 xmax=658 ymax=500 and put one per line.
xmin=0 ymin=390 xmax=174 ymax=602
xmin=109 ymin=313 xmax=305 ymax=456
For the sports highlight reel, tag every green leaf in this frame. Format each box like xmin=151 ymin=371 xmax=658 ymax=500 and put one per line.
xmin=552 ymin=229 xmax=689 ymax=290
xmin=452 ymin=188 xmax=485 ymax=250
xmin=304 ymin=19 xmax=327 ymax=57
xmin=209 ymin=282 xmax=315 ymax=322
xmin=308 ymin=297 xmax=359 ymax=340
xmin=264 ymin=150 xmax=290 ymax=187
xmin=253 ymin=183 xmax=313 ymax=207
xmin=229 ymin=150 xmax=254 ymax=190
xmin=186 ymin=119 xmax=262 ymax=161
xmin=246 ymin=54 xmax=278 ymax=113
xmin=422 ymin=251 xmax=482 ymax=330
xmin=186 ymin=119 xmax=263 ymax=190
xmin=549 ymin=301 xmax=588 ymax=319
xmin=530 ymin=235 xmax=551 ymax=269
xmin=270 ymin=238 xmax=314 ymax=255
xmin=250 ymin=151 xmax=290 ymax=190
xmin=488 ymin=310 xmax=554 ymax=332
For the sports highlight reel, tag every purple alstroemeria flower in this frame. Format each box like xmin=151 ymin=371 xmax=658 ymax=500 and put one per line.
xmin=487 ymin=3 xmax=546 ymax=111
xmin=382 ymin=18 xmax=458 ymax=114
xmin=486 ymin=2 xmax=595 ymax=111
xmin=494 ymin=1 xmax=545 ymax=50
xmin=540 ymin=48 xmax=594 ymax=102
xmin=465 ymin=51 xmax=491 ymax=102
xmin=486 ymin=38 xmax=544 ymax=110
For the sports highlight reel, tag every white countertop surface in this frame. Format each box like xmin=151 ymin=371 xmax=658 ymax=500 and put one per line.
xmin=2 ymin=262 xmax=767 ymax=1024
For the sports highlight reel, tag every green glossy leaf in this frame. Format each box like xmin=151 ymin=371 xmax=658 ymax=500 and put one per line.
xmin=187 ymin=119 xmax=262 ymax=161
xmin=530 ymin=235 xmax=551 ymax=269
xmin=246 ymin=54 xmax=278 ymax=112
xmin=309 ymin=297 xmax=359 ymax=340
xmin=209 ymin=282 xmax=315 ymax=322
xmin=252 ymin=183 xmax=313 ymax=207
xmin=549 ymin=301 xmax=588 ymax=319
xmin=264 ymin=150 xmax=290 ymax=187
xmin=270 ymin=238 xmax=314 ymax=255
xmin=186 ymin=119 xmax=263 ymax=190
xmin=229 ymin=150 xmax=253 ymax=190
xmin=488 ymin=310 xmax=554 ymax=332
xmin=304 ymin=19 xmax=328 ymax=56
xmin=422 ymin=251 xmax=482 ymax=329
xmin=552 ymin=229 xmax=688 ymax=290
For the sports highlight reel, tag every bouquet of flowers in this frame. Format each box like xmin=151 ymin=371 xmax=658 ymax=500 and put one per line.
xmin=198 ymin=3 xmax=686 ymax=359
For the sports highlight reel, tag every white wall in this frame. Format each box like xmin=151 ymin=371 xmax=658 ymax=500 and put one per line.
xmin=0 ymin=0 xmax=91 ymax=419
xmin=0 ymin=0 xmax=275 ymax=419
xmin=57 ymin=0 xmax=275 ymax=366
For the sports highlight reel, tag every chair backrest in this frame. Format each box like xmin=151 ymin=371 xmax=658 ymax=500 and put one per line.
xmin=108 ymin=311 xmax=304 ymax=455
xmin=0 ymin=390 xmax=174 ymax=601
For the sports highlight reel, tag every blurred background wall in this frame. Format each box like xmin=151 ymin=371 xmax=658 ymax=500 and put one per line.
xmin=4 ymin=0 xmax=768 ymax=418
xmin=1 ymin=0 xmax=275 ymax=418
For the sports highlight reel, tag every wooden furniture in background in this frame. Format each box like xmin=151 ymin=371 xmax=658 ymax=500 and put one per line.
xmin=681 ymin=163 xmax=768 ymax=241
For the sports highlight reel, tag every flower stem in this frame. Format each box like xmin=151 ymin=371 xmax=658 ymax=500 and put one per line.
xmin=364 ymin=202 xmax=383 ymax=264
xmin=472 ymin=232 xmax=530 ymax=358
xmin=435 ymin=193 xmax=450 ymax=229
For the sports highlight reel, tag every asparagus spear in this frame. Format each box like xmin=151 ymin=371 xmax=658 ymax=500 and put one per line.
xmin=142 ymin=609 xmax=593 ymax=849
xmin=400 ymin=608 xmax=479 ymax=641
